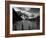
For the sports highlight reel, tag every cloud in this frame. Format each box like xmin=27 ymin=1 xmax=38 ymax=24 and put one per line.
xmin=13 ymin=7 xmax=40 ymax=19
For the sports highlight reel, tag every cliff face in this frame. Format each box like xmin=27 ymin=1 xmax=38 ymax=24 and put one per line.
xmin=13 ymin=8 xmax=23 ymax=24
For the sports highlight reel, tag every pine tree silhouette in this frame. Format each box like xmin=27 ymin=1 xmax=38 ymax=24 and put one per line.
xmin=29 ymin=26 xmax=30 ymax=30
xmin=22 ymin=22 xmax=24 ymax=30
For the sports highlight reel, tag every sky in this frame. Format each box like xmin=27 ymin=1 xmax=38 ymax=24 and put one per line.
xmin=13 ymin=7 xmax=40 ymax=19
xmin=14 ymin=7 xmax=40 ymax=13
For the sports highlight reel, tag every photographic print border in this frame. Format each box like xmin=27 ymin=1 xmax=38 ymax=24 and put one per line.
xmin=5 ymin=1 xmax=45 ymax=37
